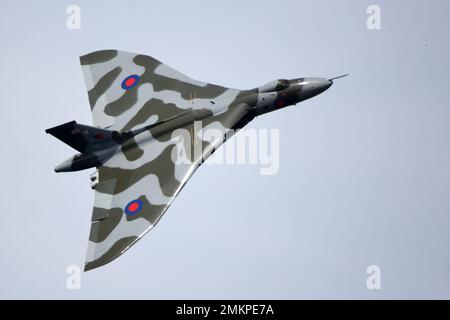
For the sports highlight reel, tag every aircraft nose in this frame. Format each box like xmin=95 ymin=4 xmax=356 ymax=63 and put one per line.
xmin=298 ymin=78 xmax=332 ymax=98
xmin=308 ymin=78 xmax=332 ymax=91
xmin=321 ymin=79 xmax=333 ymax=90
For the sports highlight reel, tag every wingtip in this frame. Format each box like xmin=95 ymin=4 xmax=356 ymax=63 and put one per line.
xmin=84 ymin=264 xmax=93 ymax=272
xmin=84 ymin=261 xmax=100 ymax=272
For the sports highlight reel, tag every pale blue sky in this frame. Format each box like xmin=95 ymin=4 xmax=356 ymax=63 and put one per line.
xmin=0 ymin=0 xmax=449 ymax=299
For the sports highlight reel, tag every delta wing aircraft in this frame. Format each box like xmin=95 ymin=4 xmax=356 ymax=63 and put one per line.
xmin=46 ymin=50 xmax=346 ymax=271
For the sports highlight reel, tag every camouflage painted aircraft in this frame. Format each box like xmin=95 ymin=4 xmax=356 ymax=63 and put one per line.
xmin=46 ymin=50 xmax=346 ymax=271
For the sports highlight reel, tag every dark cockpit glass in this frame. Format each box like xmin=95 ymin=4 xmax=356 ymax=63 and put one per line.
xmin=258 ymin=79 xmax=291 ymax=93
xmin=275 ymin=79 xmax=290 ymax=91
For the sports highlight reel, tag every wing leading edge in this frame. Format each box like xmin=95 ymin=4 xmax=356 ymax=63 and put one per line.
xmin=80 ymin=49 xmax=239 ymax=131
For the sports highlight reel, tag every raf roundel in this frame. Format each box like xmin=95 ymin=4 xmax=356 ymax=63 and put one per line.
xmin=124 ymin=199 xmax=143 ymax=216
xmin=121 ymin=74 xmax=140 ymax=90
xmin=275 ymin=98 xmax=285 ymax=108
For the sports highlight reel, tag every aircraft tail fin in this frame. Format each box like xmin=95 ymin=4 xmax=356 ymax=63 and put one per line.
xmin=45 ymin=121 xmax=120 ymax=154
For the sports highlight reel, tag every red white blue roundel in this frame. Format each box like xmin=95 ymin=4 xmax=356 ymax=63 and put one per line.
xmin=121 ymin=74 xmax=140 ymax=90
xmin=274 ymin=98 xmax=285 ymax=107
xmin=124 ymin=199 xmax=143 ymax=215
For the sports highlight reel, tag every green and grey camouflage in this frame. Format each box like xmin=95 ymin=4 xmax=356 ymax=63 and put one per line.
xmin=46 ymin=50 xmax=342 ymax=271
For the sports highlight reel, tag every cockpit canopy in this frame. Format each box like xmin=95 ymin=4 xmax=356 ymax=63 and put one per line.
xmin=258 ymin=79 xmax=290 ymax=93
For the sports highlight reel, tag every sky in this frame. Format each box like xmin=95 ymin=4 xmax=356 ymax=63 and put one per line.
xmin=0 ymin=0 xmax=449 ymax=299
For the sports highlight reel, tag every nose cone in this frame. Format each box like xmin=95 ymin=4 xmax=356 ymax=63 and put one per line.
xmin=319 ymin=78 xmax=333 ymax=91
xmin=292 ymin=77 xmax=332 ymax=102
xmin=302 ymin=77 xmax=332 ymax=94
